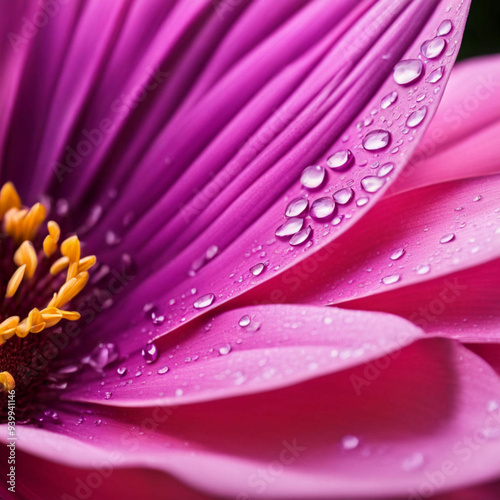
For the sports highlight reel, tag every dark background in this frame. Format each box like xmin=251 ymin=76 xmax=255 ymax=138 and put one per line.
xmin=458 ymin=1 xmax=500 ymax=60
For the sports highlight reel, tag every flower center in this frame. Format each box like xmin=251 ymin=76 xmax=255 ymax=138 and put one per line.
xmin=0 ymin=182 xmax=95 ymax=414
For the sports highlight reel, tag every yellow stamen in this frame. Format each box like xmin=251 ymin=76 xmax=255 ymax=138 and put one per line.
xmin=14 ymin=240 xmax=38 ymax=279
xmin=51 ymin=271 xmax=89 ymax=308
xmin=43 ymin=220 xmax=61 ymax=257
xmin=0 ymin=183 xmax=21 ymax=219
xmin=60 ymin=235 xmax=81 ymax=263
xmin=50 ymin=256 xmax=70 ymax=275
xmin=0 ymin=372 xmax=15 ymax=392
xmin=5 ymin=265 xmax=26 ymax=298
xmin=21 ymin=202 xmax=46 ymax=241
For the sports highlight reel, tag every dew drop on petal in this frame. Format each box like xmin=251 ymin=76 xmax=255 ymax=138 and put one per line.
xmin=421 ymin=37 xmax=446 ymax=59
xmin=310 ymin=197 xmax=336 ymax=220
xmin=326 ymin=149 xmax=354 ymax=171
xmin=289 ymin=226 xmax=312 ymax=246
xmin=361 ymin=176 xmax=385 ymax=193
xmin=142 ymin=343 xmax=158 ymax=364
xmin=440 ymin=233 xmax=455 ymax=244
xmin=82 ymin=343 xmax=119 ymax=371
xmin=393 ymin=59 xmax=423 ymax=85
xmin=416 ymin=264 xmax=431 ymax=275
xmin=117 ymin=367 xmax=127 ymax=377
xmin=356 ymin=197 xmax=369 ymax=207
xmin=381 ymin=91 xmax=398 ymax=109
xmin=276 ymin=217 xmax=304 ymax=239
xmin=333 ymin=188 xmax=354 ymax=205
xmin=193 ymin=293 xmax=215 ymax=309
xmin=341 ymin=435 xmax=359 ymax=450
xmin=205 ymin=245 xmax=219 ymax=261
xmin=285 ymin=197 xmax=308 ymax=217
xmin=381 ymin=274 xmax=401 ymax=285
xmin=378 ymin=162 xmax=395 ymax=177
xmin=473 ymin=195 xmax=482 ymax=202
xmin=437 ymin=19 xmax=453 ymax=36
xmin=331 ymin=215 xmax=344 ymax=226
xmin=219 ymin=344 xmax=232 ymax=355
xmin=300 ymin=165 xmax=326 ymax=189
xmin=157 ymin=366 xmax=169 ymax=375
xmin=362 ymin=129 xmax=391 ymax=151
xmin=390 ymin=248 xmax=406 ymax=260
xmin=238 ymin=315 xmax=251 ymax=327
xmin=250 ymin=263 xmax=266 ymax=276
xmin=406 ymin=106 xmax=427 ymax=128
xmin=426 ymin=66 xmax=444 ymax=84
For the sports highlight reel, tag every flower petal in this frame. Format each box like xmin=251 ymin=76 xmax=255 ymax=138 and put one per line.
xmin=5 ymin=339 xmax=500 ymax=499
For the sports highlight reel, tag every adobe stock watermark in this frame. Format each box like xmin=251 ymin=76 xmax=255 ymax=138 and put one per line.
xmin=7 ymin=0 xmax=72 ymax=53
xmin=350 ymin=278 xmax=468 ymax=395
xmin=236 ymin=439 xmax=307 ymax=499
xmin=54 ymin=65 xmax=169 ymax=183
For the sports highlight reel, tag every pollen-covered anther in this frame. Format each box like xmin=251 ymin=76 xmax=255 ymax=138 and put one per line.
xmin=43 ymin=220 xmax=61 ymax=257
xmin=0 ymin=372 xmax=15 ymax=392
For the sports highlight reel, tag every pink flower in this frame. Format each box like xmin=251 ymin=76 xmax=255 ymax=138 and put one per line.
xmin=1 ymin=1 xmax=500 ymax=499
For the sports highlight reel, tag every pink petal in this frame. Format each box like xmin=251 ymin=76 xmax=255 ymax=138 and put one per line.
xmin=62 ymin=304 xmax=424 ymax=406
xmin=5 ymin=339 xmax=500 ymax=499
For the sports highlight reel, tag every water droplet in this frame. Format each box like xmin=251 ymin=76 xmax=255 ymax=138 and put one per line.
xmin=275 ymin=217 xmax=304 ymax=237
xmin=393 ymin=59 xmax=423 ymax=85
xmin=104 ymin=392 xmax=112 ymax=400
xmin=117 ymin=367 xmax=127 ymax=377
xmin=82 ymin=343 xmax=119 ymax=371
xmin=437 ymin=19 xmax=453 ymax=36
xmin=378 ymin=162 xmax=395 ymax=177
xmin=406 ymin=106 xmax=427 ymax=128
xmin=285 ymin=197 xmax=308 ymax=218
xmin=426 ymin=66 xmax=444 ymax=84
xmin=381 ymin=91 xmax=398 ymax=109
xmin=310 ymin=197 xmax=336 ymax=220
xmin=421 ymin=37 xmax=446 ymax=59
xmin=157 ymin=366 xmax=169 ymax=375
xmin=361 ymin=176 xmax=385 ymax=193
xmin=43 ymin=410 xmax=60 ymax=423
xmin=331 ymin=215 xmax=344 ymax=226
xmin=473 ymin=195 xmax=482 ymax=202
xmin=193 ymin=293 xmax=215 ymax=309
xmin=381 ymin=274 xmax=401 ymax=285
xmin=362 ymin=129 xmax=391 ymax=151
xmin=300 ymin=165 xmax=326 ymax=189
xmin=175 ymin=388 xmax=184 ymax=397
xmin=205 ymin=245 xmax=219 ymax=261
xmin=289 ymin=226 xmax=312 ymax=246
xmin=416 ymin=264 xmax=431 ymax=275
xmin=341 ymin=435 xmax=359 ymax=450
xmin=390 ymin=248 xmax=405 ymax=260
xmin=250 ymin=263 xmax=266 ymax=276
xmin=57 ymin=364 xmax=80 ymax=375
xmin=239 ymin=315 xmax=251 ymax=327
xmin=356 ymin=197 xmax=369 ymax=207
xmin=326 ymin=149 xmax=354 ymax=171
xmin=151 ymin=312 xmax=165 ymax=325
xmin=333 ymin=188 xmax=354 ymax=205
xmin=402 ymin=452 xmax=424 ymax=471
xmin=440 ymin=233 xmax=455 ymax=244
xmin=94 ymin=419 xmax=102 ymax=426
xmin=142 ymin=343 xmax=158 ymax=364
xmin=219 ymin=344 xmax=232 ymax=355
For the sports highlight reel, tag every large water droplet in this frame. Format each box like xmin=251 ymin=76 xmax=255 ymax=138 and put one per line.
xmin=421 ymin=37 xmax=446 ymax=59
xmin=289 ymin=226 xmax=312 ymax=246
xmin=426 ymin=66 xmax=444 ymax=84
xmin=381 ymin=91 xmax=398 ymax=109
xmin=250 ymin=263 xmax=266 ymax=276
xmin=406 ymin=106 xmax=427 ymax=128
xmin=390 ymin=248 xmax=406 ymax=260
xmin=326 ymin=150 xmax=354 ymax=171
xmin=333 ymin=188 xmax=354 ymax=205
xmin=362 ymin=129 xmax=391 ymax=151
xmin=381 ymin=274 xmax=401 ymax=285
xmin=82 ymin=343 xmax=119 ymax=371
xmin=238 ymin=315 xmax=251 ymax=327
xmin=378 ymin=162 xmax=395 ymax=177
xmin=285 ymin=197 xmax=308 ymax=218
xmin=356 ymin=197 xmax=369 ymax=207
xmin=361 ymin=176 xmax=385 ymax=193
xmin=437 ymin=19 xmax=453 ymax=36
xmin=142 ymin=343 xmax=158 ymax=364
xmin=300 ymin=165 xmax=326 ymax=189
xmin=440 ymin=233 xmax=455 ymax=244
xmin=341 ymin=435 xmax=359 ymax=450
xmin=393 ymin=59 xmax=423 ymax=85
xmin=219 ymin=344 xmax=232 ymax=355
xmin=310 ymin=197 xmax=336 ymax=220
xmin=193 ymin=293 xmax=215 ymax=309
xmin=275 ymin=217 xmax=304 ymax=237
xmin=157 ymin=366 xmax=169 ymax=375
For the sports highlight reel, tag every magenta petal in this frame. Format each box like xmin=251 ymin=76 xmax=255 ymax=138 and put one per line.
xmin=61 ymin=305 xmax=424 ymax=406
xmin=5 ymin=340 xmax=500 ymax=499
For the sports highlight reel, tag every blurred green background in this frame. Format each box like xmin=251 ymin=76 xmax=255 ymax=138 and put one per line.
xmin=458 ymin=1 xmax=500 ymax=60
